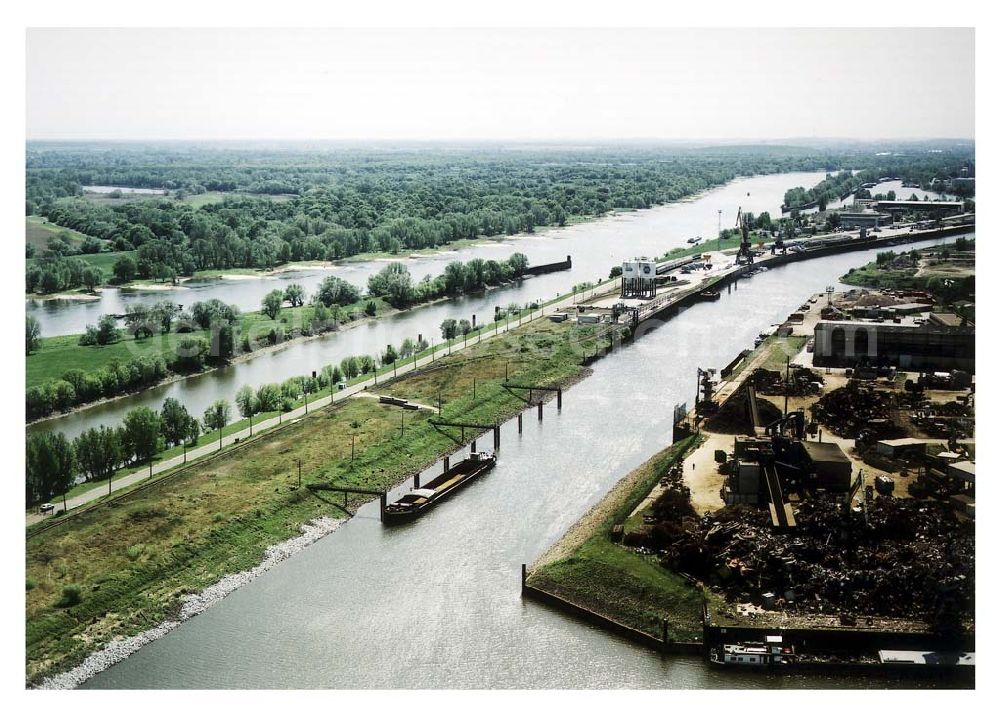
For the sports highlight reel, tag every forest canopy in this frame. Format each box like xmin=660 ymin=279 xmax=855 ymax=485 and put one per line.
xmin=26 ymin=142 xmax=975 ymax=291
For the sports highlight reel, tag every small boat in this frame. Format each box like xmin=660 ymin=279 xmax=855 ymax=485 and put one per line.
xmin=686 ymin=236 xmax=702 ymax=245
xmin=383 ymin=451 xmax=497 ymax=524
xmin=698 ymin=290 xmax=721 ymax=301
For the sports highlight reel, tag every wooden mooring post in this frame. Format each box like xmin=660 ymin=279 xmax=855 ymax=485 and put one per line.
xmin=471 ymin=439 xmax=477 ymax=454
xmin=493 ymin=425 xmax=500 ymax=450
xmin=518 ymin=413 xmax=523 ymax=433
xmin=521 ymin=563 xmax=527 ymax=591
xmin=537 ymin=401 xmax=543 ymax=421
xmin=444 ymin=455 xmax=450 ymax=472
xmin=414 ymin=471 xmax=421 ymax=488
xmin=379 ymin=492 xmax=387 ymax=521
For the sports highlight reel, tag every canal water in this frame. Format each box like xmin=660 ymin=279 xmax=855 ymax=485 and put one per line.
xmin=28 ymin=171 xmax=831 ymax=441
xmin=82 ymin=239 xmax=959 ymax=689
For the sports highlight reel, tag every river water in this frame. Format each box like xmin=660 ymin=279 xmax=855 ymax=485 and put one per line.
xmin=29 ymin=170 xmax=833 ymax=441
xmin=81 ymin=237 xmax=960 ymax=690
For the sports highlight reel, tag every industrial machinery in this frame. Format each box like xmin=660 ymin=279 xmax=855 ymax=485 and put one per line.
xmin=771 ymin=222 xmax=791 ymax=255
xmin=695 ymin=367 xmax=719 ymax=415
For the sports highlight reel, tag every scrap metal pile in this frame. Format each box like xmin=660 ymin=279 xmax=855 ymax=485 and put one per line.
xmin=705 ymin=381 xmax=782 ymax=434
xmin=811 ymin=382 xmax=905 ymax=440
xmin=909 ymin=400 xmax=975 ymax=438
xmin=751 ymin=367 xmax=825 ymax=397
xmin=651 ymin=497 xmax=973 ymax=628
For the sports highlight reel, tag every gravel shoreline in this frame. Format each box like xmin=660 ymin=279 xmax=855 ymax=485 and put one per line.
xmin=36 ymin=516 xmax=344 ymax=690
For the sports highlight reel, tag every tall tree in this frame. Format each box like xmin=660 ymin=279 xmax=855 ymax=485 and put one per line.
xmin=235 ymin=385 xmax=257 ymax=435
xmin=203 ymin=399 xmax=231 ymax=450
xmin=160 ymin=397 xmax=195 ymax=447
xmin=122 ymin=406 xmax=162 ymax=464
xmin=262 ymin=289 xmax=284 ymax=320
xmin=26 ymin=431 xmax=75 ymax=507
xmin=96 ymin=314 xmax=122 ymax=345
xmin=81 ymin=266 xmax=103 ymax=292
xmin=74 ymin=426 xmax=122 ymax=486
xmin=314 ymin=276 xmax=360 ymax=307
xmin=26 ymin=315 xmax=41 ymax=355
xmin=507 ymin=252 xmax=529 ymax=278
xmin=284 ymin=283 xmax=305 ymax=307
xmin=255 ymin=383 xmax=282 ymax=413
xmin=112 ymin=255 xmax=138 ymax=283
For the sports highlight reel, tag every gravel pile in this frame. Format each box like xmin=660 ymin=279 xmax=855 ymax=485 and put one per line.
xmin=38 ymin=516 xmax=344 ymax=689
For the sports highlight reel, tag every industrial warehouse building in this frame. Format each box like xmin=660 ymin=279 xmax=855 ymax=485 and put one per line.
xmin=812 ymin=320 xmax=975 ymax=372
xmin=837 ymin=210 xmax=891 ymax=228
xmin=871 ymin=199 xmax=965 ymax=217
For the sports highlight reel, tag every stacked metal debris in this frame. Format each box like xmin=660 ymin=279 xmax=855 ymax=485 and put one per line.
xmin=751 ymin=367 xmax=825 ymax=397
xmin=909 ymin=400 xmax=975 ymax=438
xmin=811 ymin=382 xmax=904 ymax=440
xmin=651 ymin=497 xmax=973 ymax=629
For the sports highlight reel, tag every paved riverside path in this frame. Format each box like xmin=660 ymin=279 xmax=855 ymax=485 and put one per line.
xmin=25 ymin=282 xmax=619 ymax=527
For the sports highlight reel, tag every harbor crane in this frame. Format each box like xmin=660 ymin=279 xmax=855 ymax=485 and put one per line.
xmin=734 ymin=207 xmax=755 ymax=265
xmin=771 ymin=222 xmax=791 ymax=255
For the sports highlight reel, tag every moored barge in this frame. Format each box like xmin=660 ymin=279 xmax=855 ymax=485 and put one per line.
xmin=709 ymin=637 xmax=795 ymax=667
xmin=383 ymin=451 xmax=497 ymax=524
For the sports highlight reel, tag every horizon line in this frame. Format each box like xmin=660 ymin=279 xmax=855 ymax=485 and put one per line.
xmin=25 ymin=136 xmax=976 ymax=145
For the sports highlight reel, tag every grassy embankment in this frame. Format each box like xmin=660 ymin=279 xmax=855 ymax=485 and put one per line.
xmin=25 ymin=298 xmax=390 ymax=390
xmin=27 ymin=216 xmax=137 ymax=272
xmin=25 ymin=299 xmax=574 ymax=509
xmin=840 ymin=242 xmax=975 ymax=291
xmin=26 ymin=216 xmax=93 ymax=250
xmin=26 ymin=316 xmax=616 ymax=684
xmin=526 ymin=436 xmax=713 ymax=643
xmin=840 ymin=263 xmax=927 ymax=291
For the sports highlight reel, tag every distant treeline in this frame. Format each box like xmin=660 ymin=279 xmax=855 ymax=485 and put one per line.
xmin=782 ymin=153 xmax=976 ymax=210
xmin=25 ymin=144 xmax=872 ymax=284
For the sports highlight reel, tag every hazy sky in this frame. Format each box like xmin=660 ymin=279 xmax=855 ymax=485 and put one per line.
xmin=26 ymin=27 xmax=974 ymax=141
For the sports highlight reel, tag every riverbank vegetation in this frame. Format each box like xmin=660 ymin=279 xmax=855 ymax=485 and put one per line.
xmin=526 ymin=436 xmax=709 ymax=643
xmin=25 ymin=142 xmax=890 ymax=293
xmin=840 ymin=238 xmax=975 ymax=305
xmin=782 ymin=152 xmax=975 ymax=211
xmin=25 ymin=295 xmax=550 ymax=507
xmin=26 ymin=315 xmax=617 ymax=685
xmin=25 ymin=252 xmax=531 ymax=420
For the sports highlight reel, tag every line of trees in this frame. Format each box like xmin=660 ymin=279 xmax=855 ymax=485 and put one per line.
xmin=366 ymin=253 xmax=529 ymax=309
xmin=26 ymin=254 xmax=105 ymax=294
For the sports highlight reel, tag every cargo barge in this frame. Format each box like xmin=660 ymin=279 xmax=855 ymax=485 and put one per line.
xmin=709 ymin=636 xmax=794 ymax=667
xmin=383 ymin=451 xmax=497 ymax=524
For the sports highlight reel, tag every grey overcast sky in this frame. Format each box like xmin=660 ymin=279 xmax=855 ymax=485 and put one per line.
xmin=26 ymin=27 xmax=974 ymax=141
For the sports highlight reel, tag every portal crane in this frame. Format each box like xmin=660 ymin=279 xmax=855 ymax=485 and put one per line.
xmin=734 ymin=207 xmax=755 ymax=265
xmin=771 ymin=222 xmax=791 ymax=255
